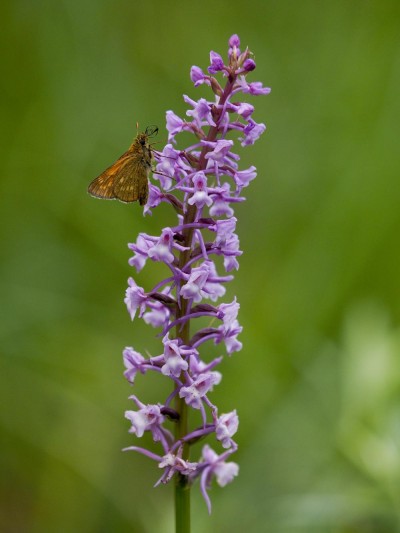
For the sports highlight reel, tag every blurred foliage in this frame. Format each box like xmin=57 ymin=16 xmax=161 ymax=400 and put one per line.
xmin=1 ymin=0 xmax=399 ymax=532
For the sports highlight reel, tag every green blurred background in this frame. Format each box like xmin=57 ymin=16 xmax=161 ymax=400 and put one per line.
xmin=1 ymin=1 xmax=399 ymax=531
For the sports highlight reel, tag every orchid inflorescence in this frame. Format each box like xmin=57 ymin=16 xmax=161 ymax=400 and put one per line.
xmin=122 ymin=34 xmax=270 ymax=513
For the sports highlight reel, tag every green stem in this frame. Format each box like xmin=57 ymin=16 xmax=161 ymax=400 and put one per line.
xmin=175 ymin=474 xmax=191 ymax=532
xmin=174 ymin=397 xmax=190 ymax=533
xmin=174 ymin=272 xmax=191 ymax=532
xmin=174 ymin=74 xmax=236 ymax=533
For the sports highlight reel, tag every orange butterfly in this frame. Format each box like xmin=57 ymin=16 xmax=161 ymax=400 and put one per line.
xmin=88 ymin=125 xmax=158 ymax=205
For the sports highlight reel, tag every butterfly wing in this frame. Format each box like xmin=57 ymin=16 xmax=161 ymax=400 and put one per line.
xmin=88 ymin=150 xmax=132 ymax=200
xmin=113 ymin=157 xmax=150 ymax=205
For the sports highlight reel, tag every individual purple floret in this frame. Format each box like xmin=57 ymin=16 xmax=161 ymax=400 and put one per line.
xmin=122 ymin=34 xmax=270 ymax=513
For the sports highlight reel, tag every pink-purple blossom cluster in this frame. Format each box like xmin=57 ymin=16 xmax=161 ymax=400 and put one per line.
xmin=122 ymin=34 xmax=270 ymax=512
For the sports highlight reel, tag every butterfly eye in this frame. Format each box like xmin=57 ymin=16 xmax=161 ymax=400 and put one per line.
xmin=140 ymin=138 xmax=146 ymax=146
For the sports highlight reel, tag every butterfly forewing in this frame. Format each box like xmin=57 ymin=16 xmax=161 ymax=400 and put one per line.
xmin=88 ymin=151 xmax=133 ymax=200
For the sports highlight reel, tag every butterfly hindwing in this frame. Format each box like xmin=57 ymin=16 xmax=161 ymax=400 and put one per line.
xmin=113 ymin=157 xmax=149 ymax=204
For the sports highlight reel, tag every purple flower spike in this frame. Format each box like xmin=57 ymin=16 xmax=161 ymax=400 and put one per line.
xmin=119 ymin=34 xmax=270 ymax=514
